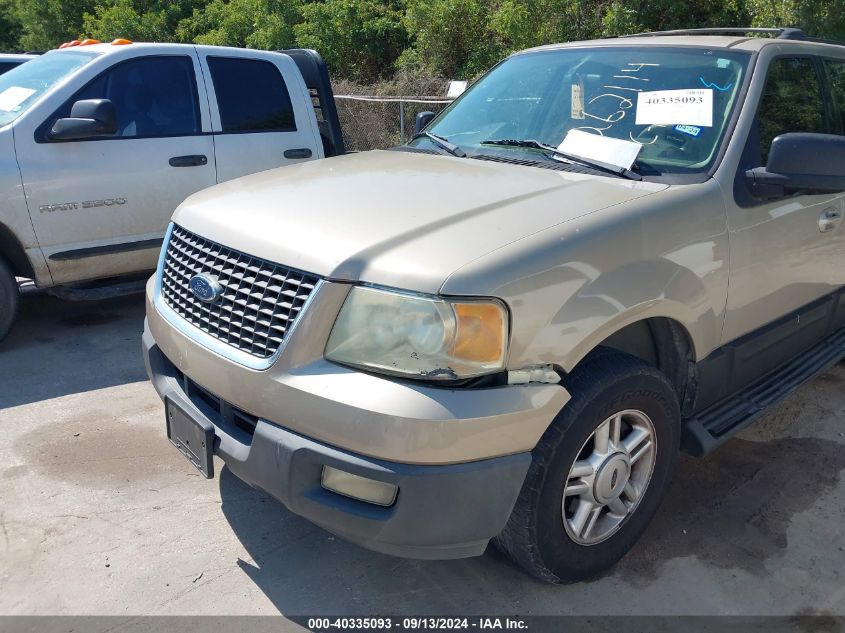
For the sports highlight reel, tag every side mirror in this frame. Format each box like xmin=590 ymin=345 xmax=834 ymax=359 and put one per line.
xmin=745 ymin=133 xmax=845 ymax=199
xmin=49 ymin=99 xmax=117 ymax=141
xmin=415 ymin=111 xmax=436 ymax=135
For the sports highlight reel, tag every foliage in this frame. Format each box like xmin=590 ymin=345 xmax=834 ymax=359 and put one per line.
xmin=82 ymin=0 xmax=195 ymax=42
xmin=176 ymin=0 xmax=301 ymax=50
xmin=0 ymin=0 xmax=22 ymax=50
xmin=3 ymin=0 xmax=845 ymax=79
xmin=401 ymin=0 xmax=501 ymax=78
xmin=745 ymin=0 xmax=845 ymax=37
xmin=295 ymin=0 xmax=406 ymax=81
xmin=15 ymin=0 xmax=96 ymax=50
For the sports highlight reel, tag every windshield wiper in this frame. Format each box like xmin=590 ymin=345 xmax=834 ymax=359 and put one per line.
xmin=480 ymin=139 xmax=641 ymax=181
xmin=412 ymin=131 xmax=466 ymax=157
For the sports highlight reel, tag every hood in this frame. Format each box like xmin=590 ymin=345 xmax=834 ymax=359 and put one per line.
xmin=173 ymin=150 xmax=667 ymax=294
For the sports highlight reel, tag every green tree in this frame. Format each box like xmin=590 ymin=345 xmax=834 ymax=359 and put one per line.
xmin=400 ymin=0 xmax=502 ymax=78
xmin=7 ymin=0 xmax=845 ymax=81
xmin=295 ymin=0 xmax=406 ymax=81
xmin=745 ymin=0 xmax=845 ymax=40
xmin=629 ymin=0 xmax=748 ymax=33
xmin=176 ymin=0 xmax=301 ymax=49
xmin=0 ymin=0 xmax=22 ymax=50
xmin=82 ymin=0 xmax=202 ymax=42
xmin=490 ymin=0 xmax=603 ymax=51
xmin=15 ymin=0 xmax=96 ymax=50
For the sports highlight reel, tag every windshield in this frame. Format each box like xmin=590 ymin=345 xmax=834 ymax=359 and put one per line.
xmin=0 ymin=51 xmax=98 ymax=127
xmin=419 ymin=46 xmax=750 ymax=177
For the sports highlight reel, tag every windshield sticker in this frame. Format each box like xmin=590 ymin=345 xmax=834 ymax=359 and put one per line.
xmin=674 ymin=124 xmax=702 ymax=137
xmin=635 ymin=89 xmax=713 ymax=127
xmin=571 ymin=81 xmax=585 ymax=119
xmin=558 ymin=129 xmax=642 ymax=171
xmin=0 ymin=86 xmax=36 ymax=112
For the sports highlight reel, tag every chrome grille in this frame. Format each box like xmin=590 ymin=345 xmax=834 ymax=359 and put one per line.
xmin=161 ymin=225 xmax=319 ymax=359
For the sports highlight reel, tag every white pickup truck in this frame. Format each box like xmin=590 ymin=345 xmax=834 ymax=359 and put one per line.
xmin=0 ymin=41 xmax=344 ymax=341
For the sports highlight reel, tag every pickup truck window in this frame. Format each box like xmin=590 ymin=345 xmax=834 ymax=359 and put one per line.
xmin=824 ymin=59 xmax=845 ymax=136
xmin=0 ymin=51 xmax=96 ymax=127
xmin=46 ymin=55 xmax=201 ymax=139
xmin=0 ymin=62 xmax=20 ymax=76
xmin=756 ymin=57 xmax=826 ymax=164
xmin=207 ymin=56 xmax=296 ymax=133
xmin=419 ymin=46 xmax=750 ymax=177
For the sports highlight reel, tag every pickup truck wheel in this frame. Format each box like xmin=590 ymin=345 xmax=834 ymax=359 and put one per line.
xmin=495 ymin=352 xmax=680 ymax=583
xmin=0 ymin=258 xmax=19 ymax=343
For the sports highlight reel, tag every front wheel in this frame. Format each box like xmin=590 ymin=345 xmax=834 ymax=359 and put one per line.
xmin=0 ymin=258 xmax=19 ymax=344
xmin=496 ymin=352 xmax=680 ymax=582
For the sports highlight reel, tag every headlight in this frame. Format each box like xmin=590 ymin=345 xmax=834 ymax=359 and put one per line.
xmin=325 ymin=286 xmax=508 ymax=380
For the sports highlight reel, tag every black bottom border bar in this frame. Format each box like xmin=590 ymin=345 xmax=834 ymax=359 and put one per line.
xmin=0 ymin=616 xmax=843 ymax=633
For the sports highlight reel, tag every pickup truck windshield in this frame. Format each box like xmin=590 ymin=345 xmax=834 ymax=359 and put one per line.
xmin=0 ymin=51 xmax=98 ymax=127
xmin=420 ymin=47 xmax=750 ymax=177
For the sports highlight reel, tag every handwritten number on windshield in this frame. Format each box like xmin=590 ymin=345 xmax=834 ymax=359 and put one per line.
xmin=573 ymin=62 xmax=660 ymax=142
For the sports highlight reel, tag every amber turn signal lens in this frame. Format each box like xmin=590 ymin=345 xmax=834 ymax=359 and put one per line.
xmin=451 ymin=303 xmax=506 ymax=363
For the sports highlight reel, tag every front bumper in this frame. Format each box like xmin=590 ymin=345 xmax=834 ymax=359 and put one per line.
xmin=144 ymin=328 xmax=532 ymax=559
xmin=145 ymin=277 xmax=569 ymax=465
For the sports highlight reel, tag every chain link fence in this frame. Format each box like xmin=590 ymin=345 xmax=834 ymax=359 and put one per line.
xmin=334 ymin=95 xmax=455 ymax=152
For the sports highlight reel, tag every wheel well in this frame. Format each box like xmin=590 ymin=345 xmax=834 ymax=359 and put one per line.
xmin=585 ymin=318 xmax=697 ymax=416
xmin=0 ymin=223 xmax=35 ymax=279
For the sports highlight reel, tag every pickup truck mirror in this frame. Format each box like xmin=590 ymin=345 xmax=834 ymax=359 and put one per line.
xmin=415 ymin=111 xmax=436 ymax=135
xmin=745 ymin=133 xmax=845 ymax=199
xmin=49 ymin=99 xmax=117 ymax=141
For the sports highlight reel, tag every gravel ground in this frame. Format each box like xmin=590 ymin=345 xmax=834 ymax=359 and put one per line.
xmin=1 ymin=290 xmax=844 ymax=620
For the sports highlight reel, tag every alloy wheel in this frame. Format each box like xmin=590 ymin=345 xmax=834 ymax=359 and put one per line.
xmin=561 ymin=409 xmax=657 ymax=545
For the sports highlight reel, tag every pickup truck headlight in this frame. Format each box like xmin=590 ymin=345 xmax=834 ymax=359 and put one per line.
xmin=325 ymin=286 xmax=508 ymax=380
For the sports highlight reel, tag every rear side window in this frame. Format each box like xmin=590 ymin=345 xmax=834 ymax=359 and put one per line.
xmin=824 ymin=59 xmax=845 ymax=135
xmin=756 ymin=57 xmax=826 ymax=164
xmin=207 ymin=57 xmax=296 ymax=133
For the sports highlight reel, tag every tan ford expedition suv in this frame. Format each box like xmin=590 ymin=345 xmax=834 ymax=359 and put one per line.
xmin=143 ymin=27 xmax=845 ymax=582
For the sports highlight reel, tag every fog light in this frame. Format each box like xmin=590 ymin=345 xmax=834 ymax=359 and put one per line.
xmin=321 ymin=466 xmax=398 ymax=507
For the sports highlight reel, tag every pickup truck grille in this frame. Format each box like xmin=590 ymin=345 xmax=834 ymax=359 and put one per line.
xmin=161 ymin=224 xmax=319 ymax=359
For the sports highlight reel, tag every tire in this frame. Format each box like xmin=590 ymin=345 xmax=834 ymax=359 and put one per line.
xmin=495 ymin=352 xmax=680 ymax=583
xmin=0 ymin=258 xmax=20 ymax=344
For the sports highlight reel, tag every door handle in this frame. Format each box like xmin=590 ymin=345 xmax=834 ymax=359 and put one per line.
xmin=169 ymin=154 xmax=208 ymax=167
xmin=819 ymin=208 xmax=842 ymax=233
xmin=284 ymin=148 xmax=312 ymax=159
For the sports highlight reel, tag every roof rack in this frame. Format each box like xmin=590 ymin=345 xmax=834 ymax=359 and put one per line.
xmin=621 ymin=27 xmax=809 ymax=40
xmin=622 ymin=27 xmax=845 ymax=47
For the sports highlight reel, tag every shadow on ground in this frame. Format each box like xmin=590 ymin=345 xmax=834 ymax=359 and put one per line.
xmin=219 ymin=434 xmax=845 ymax=614
xmin=0 ymin=290 xmax=148 ymax=408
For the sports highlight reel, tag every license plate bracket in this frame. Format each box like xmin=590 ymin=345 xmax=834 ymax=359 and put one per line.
xmin=166 ymin=399 xmax=214 ymax=478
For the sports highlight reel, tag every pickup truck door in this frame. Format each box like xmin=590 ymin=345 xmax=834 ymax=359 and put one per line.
xmin=196 ymin=48 xmax=323 ymax=183
xmin=721 ymin=55 xmax=845 ymax=383
xmin=14 ymin=47 xmax=216 ymax=284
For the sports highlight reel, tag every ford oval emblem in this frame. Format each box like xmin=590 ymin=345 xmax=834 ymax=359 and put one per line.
xmin=189 ymin=273 xmax=223 ymax=303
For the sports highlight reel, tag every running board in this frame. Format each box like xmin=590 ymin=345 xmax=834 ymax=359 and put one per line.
xmin=46 ymin=278 xmax=148 ymax=302
xmin=683 ymin=326 xmax=845 ymax=456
